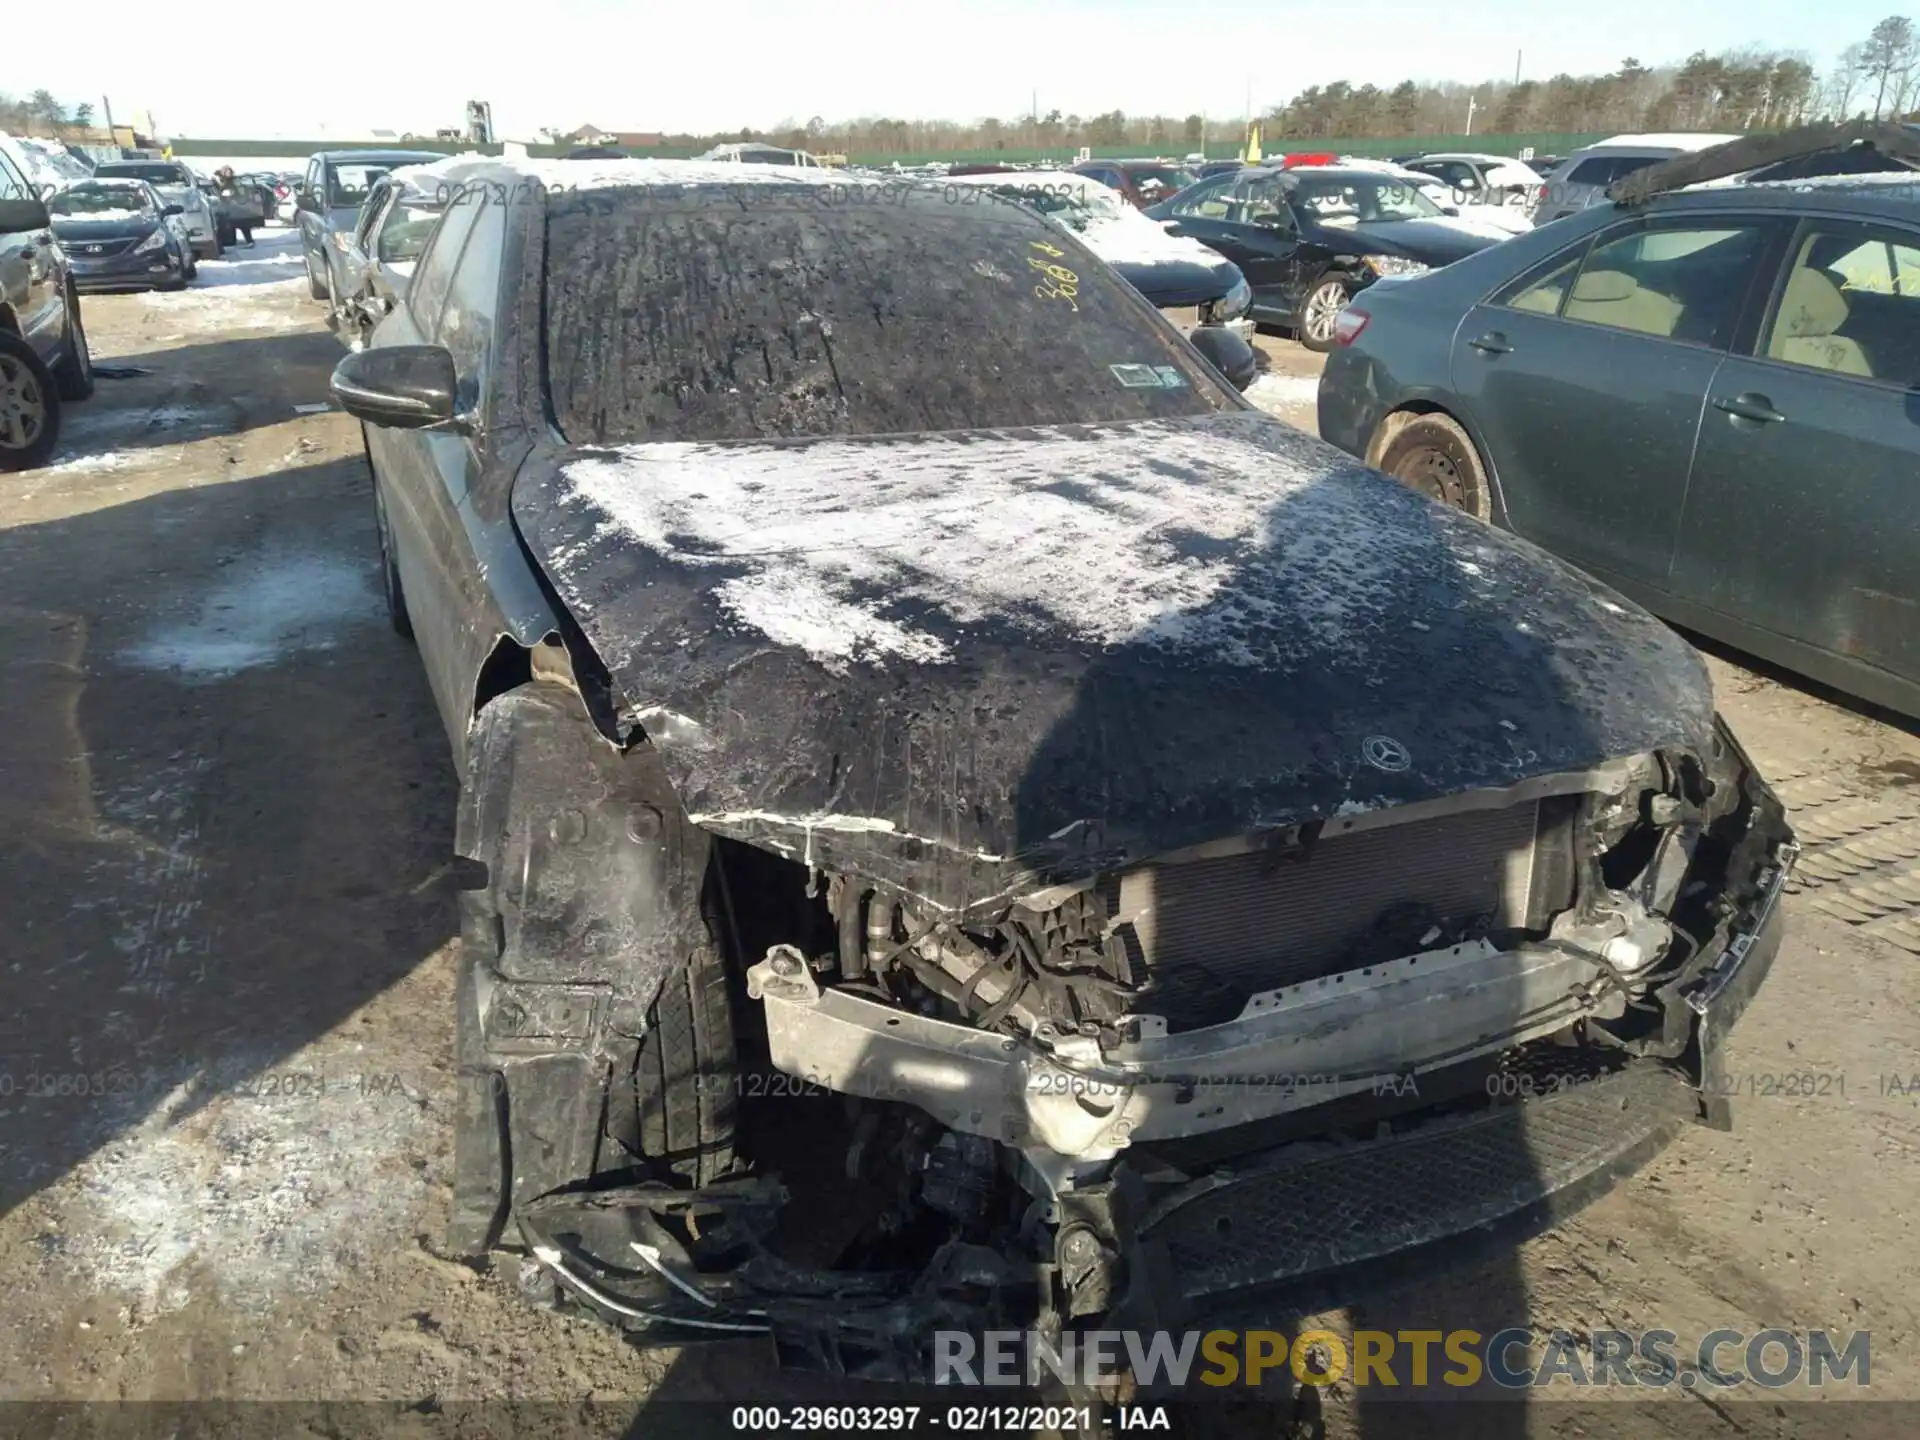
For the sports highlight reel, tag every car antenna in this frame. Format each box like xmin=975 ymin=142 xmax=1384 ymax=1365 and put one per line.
xmin=1609 ymin=119 xmax=1920 ymax=206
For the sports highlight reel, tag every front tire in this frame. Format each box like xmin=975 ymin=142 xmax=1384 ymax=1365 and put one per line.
xmin=53 ymin=288 xmax=96 ymax=403
xmin=369 ymin=457 xmax=414 ymax=640
xmin=306 ymin=250 xmax=330 ymax=302
xmin=1296 ymin=273 xmax=1350 ymax=352
xmin=1377 ymin=412 xmax=1493 ymax=521
xmin=0 ymin=331 xmax=60 ymax=472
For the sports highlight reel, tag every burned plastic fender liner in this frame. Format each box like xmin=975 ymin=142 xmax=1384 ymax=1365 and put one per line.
xmin=447 ymin=683 xmax=714 ymax=1255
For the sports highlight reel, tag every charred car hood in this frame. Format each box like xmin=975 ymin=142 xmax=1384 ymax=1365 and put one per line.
xmin=515 ymin=412 xmax=1712 ymax=908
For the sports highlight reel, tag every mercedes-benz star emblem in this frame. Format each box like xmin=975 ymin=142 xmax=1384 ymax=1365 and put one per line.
xmin=1361 ymin=735 xmax=1413 ymax=773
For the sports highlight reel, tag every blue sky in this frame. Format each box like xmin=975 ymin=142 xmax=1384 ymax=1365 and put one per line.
xmin=6 ymin=0 xmax=1907 ymax=139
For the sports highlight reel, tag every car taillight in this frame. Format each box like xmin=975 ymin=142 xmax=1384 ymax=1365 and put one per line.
xmin=1333 ymin=309 xmax=1370 ymax=346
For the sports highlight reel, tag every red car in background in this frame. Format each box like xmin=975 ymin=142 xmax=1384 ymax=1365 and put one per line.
xmin=1070 ymin=157 xmax=1198 ymax=208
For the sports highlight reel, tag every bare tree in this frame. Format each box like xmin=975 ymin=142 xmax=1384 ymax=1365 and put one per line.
xmin=1863 ymin=15 xmax=1916 ymax=117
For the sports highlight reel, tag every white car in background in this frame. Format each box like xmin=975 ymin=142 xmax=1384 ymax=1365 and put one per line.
xmin=1400 ymin=152 xmax=1544 ymax=234
xmin=1331 ymin=156 xmax=1527 ymax=238
xmin=1531 ymin=133 xmax=1744 ymax=223
xmin=89 ymin=159 xmax=223 ymax=258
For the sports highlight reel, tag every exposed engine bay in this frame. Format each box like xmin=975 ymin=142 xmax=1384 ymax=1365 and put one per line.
xmin=472 ymin=717 xmax=1794 ymax=1381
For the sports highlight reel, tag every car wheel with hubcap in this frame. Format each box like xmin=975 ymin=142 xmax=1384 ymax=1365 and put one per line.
xmin=52 ymin=287 xmax=96 ymax=403
xmin=1297 ymin=274 xmax=1351 ymax=352
xmin=1376 ymin=412 xmax=1492 ymax=521
xmin=0 ymin=332 xmax=61 ymax=472
xmin=307 ymin=250 xmax=330 ymax=301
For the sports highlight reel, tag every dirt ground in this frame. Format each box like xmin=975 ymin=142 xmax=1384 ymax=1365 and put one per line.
xmin=2 ymin=239 xmax=1917 ymax=1438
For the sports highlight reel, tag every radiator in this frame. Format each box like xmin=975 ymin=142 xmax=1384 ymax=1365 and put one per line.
xmin=1114 ymin=801 xmax=1561 ymax=1030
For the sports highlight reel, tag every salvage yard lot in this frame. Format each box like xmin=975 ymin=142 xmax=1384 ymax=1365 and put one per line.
xmin=2 ymin=241 xmax=1918 ymax=1435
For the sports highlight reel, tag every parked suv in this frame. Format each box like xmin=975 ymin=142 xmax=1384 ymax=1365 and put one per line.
xmin=293 ymin=149 xmax=443 ymax=305
xmin=1531 ymin=134 xmax=1743 ymax=225
xmin=0 ymin=149 xmax=95 ymax=470
xmin=91 ymin=159 xmax=222 ymax=259
xmin=1319 ymin=123 xmax=1920 ymax=715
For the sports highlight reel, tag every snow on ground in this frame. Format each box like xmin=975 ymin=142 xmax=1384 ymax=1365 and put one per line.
xmin=121 ymin=539 xmax=382 ymax=678
xmin=190 ymin=230 xmax=308 ymax=289
xmin=1245 ymin=371 xmax=1322 ymax=414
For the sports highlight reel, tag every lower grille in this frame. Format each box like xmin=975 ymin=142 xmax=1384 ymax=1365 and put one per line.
xmin=1116 ymin=800 xmax=1568 ymax=1029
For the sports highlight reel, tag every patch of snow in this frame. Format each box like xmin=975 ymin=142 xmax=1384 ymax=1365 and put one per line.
xmin=62 ymin=1045 xmax=437 ymax=1318
xmin=1244 ymin=372 xmax=1321 ymax=413
xmin=121 ymin=543 xmax=381 ymax=677
xmin=190 ymin=232 xmax=307 ymax=289
xmin=687 ymin=809 xmax=1011 ymax=865
xmin=557 ymin=414 xmax=1418 ymax=672
xmin=53 ymin=208 xmax=150 ymax=223
xmin=1591 ymin=133 xmax=1744 ymax=152
xmin=399 ymin=151 xmax=888 ymax=194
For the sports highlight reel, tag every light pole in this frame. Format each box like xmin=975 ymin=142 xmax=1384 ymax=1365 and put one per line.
xmin=1465 ymin=94 xmax=1479 ymax=136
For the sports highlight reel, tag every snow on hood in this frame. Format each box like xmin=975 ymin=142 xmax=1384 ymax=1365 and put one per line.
xmin=1482 ymin=161 xmax=1545 ymax=188
xmin=557 ymin=418 xmax=1501 ymax=671
xmin=395 ymin=151 xmax=883 ymax=193
xmin=52 ymin=208 xmax=151 ymax=224
xmin=520 ymin=412 xmax=1716 ymax=897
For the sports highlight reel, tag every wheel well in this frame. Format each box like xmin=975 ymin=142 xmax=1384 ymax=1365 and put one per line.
xmin=1363 ymin=400 xmax=1449 ymax=467
xmin=1365 ymin=402 xmax=1509 ymax=526
xmin=0 ymin=306 xmax=18 ymax=337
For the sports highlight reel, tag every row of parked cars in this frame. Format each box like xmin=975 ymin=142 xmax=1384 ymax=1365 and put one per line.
xmin=309 ymin=140 xmax=1806 ymax=1390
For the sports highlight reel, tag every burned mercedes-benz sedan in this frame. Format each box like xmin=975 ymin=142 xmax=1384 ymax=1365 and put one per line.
xmin=331 ymin=158 xmax=1795 ymax=1378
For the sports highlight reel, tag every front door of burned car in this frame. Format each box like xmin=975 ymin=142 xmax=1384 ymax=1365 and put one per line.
xmin=1448 ymin=217 xmax=1781 ymax=595
xmin=1675 ymin=218 xmax=1920 ymax=692
xmin=363 ymin=187 xmax=487 ymax=738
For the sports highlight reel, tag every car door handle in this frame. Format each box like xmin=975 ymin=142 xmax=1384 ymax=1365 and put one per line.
xmin=1468 ymin=332 xmax=1513 ymax=354
xmin=1712 ymin=393 xmax=1785 ymax=424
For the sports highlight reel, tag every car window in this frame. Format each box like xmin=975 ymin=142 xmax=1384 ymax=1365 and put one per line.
xmin=439 ymin=195 xmax=505 ymax=410
xmin=354 ymin=186 xmax=389 ymax=246
xmin=1501 ymin=250 xmax=1587 ymax=315
xmin=46 ymin=183 xmax=156 ymax=217
xmin=543 ymin=187 xmax=1235 ymax=446
xmin=408 ymin=188 xmax=480 ymax=331
xmin=1762 ymin=226 xmax=1920 ymax=385
xmin=1228 ymin=173 xmax=1290 ymax=226
xmin=378 ymin=197 xmax=445 ymax=264
xmin=0 ymin=151 xmax=31 ymax=202
xmin=327 ymin=162 xmax=398 ymax=208
xmin=1291 ymin=174 xmax=1443 ymax=224
xmin=1168 ymin=174 xmax=1235 ymax=219
xmin=1524 ymin=222 xmax=1766 ymax=346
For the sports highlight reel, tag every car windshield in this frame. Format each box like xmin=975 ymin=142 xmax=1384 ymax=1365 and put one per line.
xmin=544 ymin=187 xmax=1232 ymax=446
xmin=1292 ymin=175 xmax=1444 ymax=224
xmin=48 ymin=183 xmax=155 ymax=218
xmin=379 ymin=199 xmax=444 ymax=262
xmin=96 ymin=163 xmax=189 ymax=187
xmin=329 ymin=163 xmax=400 ymax=206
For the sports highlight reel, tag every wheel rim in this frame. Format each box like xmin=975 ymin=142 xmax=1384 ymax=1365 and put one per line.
xmin=0 ymin=353 xmax=47 ymax=451
xmin=1303 ymin=282 xmax=1345 ymax=341
xmin=1395 ymin=444 xmax=1479 ymax=513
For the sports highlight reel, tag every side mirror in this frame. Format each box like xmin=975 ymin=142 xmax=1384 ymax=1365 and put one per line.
xmin=331 ymin=345 xmax=458 ymax=430
xmin=163 ymin=204 xmax=184 ymax=217
xmin=0 ymin=196 xmax=51 ymax=232
xmin=295 ymin=190 xmax=321 ymax=213
xmin=1187 ymin=324 xmax=1258 ymax=392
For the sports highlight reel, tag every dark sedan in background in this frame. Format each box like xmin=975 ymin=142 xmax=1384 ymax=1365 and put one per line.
xmin=294 ymin=148 xmax=443 ymax=304
xmin=1318 ymin=126 xmax=1920 ymax=715
xmin=48 ymin=179 xmax=194 ymax=291
xmin=1148 ymin=163 xmax=1504 ymax=348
